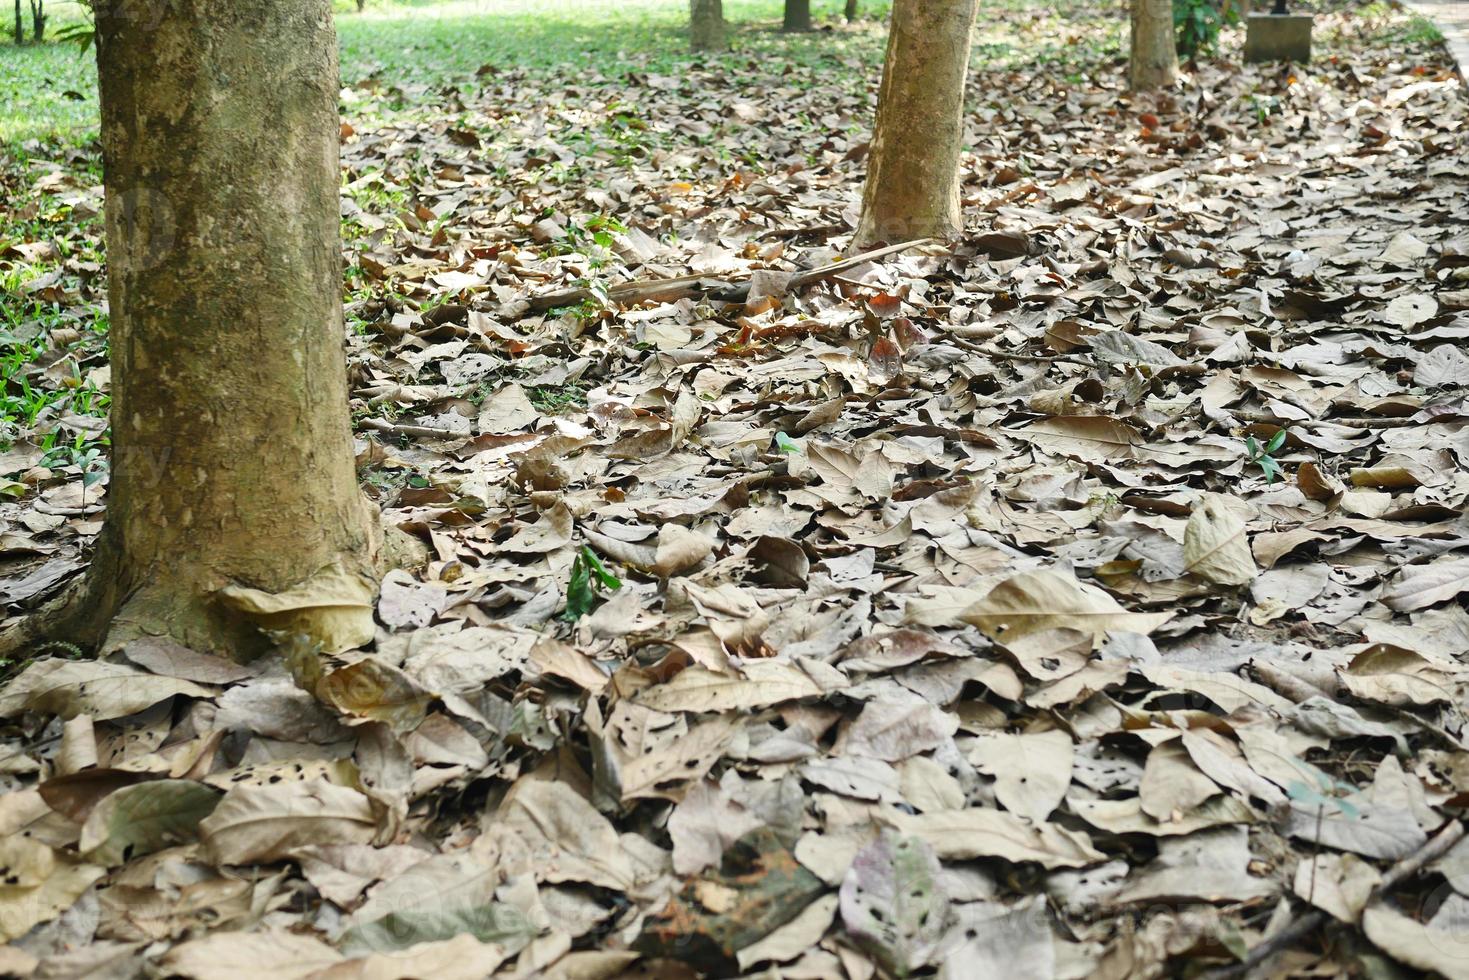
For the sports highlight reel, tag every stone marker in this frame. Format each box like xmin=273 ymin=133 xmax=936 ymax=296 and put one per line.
xmin=1245 ymin=0 xmax=1313 ymax=64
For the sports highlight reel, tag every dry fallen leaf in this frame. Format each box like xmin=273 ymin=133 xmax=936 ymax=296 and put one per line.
xmin=1184 ymin=493 xmax=1257 ymax=587
xmin=962 ymin=569 xmax=1172 ymax=644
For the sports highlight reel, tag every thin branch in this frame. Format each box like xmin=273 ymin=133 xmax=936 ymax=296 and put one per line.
xmin=359 ymin=418 xmax=464 ymax=439
xmin=1201 ymin=820 xmax=1467 ymax=980
xmin=529 ymin=238 xmax=938 ymax=311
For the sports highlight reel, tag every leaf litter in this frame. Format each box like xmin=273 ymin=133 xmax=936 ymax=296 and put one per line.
xmin=1 ymin=3 xmax=1468 ymax=977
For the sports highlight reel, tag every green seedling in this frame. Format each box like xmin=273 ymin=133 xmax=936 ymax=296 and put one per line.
xmin=562 ymin=545 xmax=622 ymax=621
xmin=1246 ymin=429 xmax=1287 ymax=484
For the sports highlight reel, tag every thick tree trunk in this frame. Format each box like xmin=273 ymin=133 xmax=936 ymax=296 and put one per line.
xmin=1129 ymin=0 xmax=1178 ymax=91
xmin=784 ymin=0 xmax=811 ymax=32
xmin=845 ymin=0 xmax=859 ymax=22
xmin=690 ymin=0 xmax=725 ymax=52
xmin=61 ymin=0 xmax=379 ymax=658
xmin=854 ymin=0 xmax=977 ymax=245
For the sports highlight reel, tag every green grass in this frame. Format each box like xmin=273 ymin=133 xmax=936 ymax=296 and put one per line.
xmin=1352 ymin=1 xmax=1445 ymax=47
xmin=1 ymin=0 xmax=1135 ymax=149
xmin=0 ymin=0 xmax=94 ymax=145
xmin=0 ymin=0 xmax=888 ymax=147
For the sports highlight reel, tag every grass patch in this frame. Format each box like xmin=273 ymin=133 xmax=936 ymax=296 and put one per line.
xmin=527 ymin=382 xmax=589 ymax=415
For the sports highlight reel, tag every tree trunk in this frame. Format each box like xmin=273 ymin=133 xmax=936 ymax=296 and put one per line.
xmin=28 ymin=0 xmax=41 ymax=43
xmin=1129 ymin=0 xmax=1178 ymax=91
xmin=68 ymin=0 xmax=379 ymax=658
xmin=357 ymin=0 xmax=365 ymax=11
xmin=689 ymin=0 xmax=725 ymax=52
xmin=12 ymin=0 xmax=21 ymax=45
xmin=854 ymin=0 xmax=977 ymax=246
xmin=845 ymin=0 xmax=859 ymax=21
xmin=783 ymin=0 xmax=811 ymax=32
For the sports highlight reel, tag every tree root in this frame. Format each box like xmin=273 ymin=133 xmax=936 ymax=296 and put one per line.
xmin=0 ymin=569 xmax=109 ymax=664
xmin=1 ymin=508 xmax=403 ymax=667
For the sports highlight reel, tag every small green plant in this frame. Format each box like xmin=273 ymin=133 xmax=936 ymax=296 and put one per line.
xmin=41 ymin=433 xmax=107 ymax=488
xmin=1246 ymin=92 xmax=1280 ymax=125
xmin=1174 ymin=0 xmax=1237 ymax=59
xmin=549 ymin=215 xmax=627 ymax=268
xmin=562 ymin=545 xmax=622 ymax=621
xmin=1246 ymin=429 xmax=1287 ymax=484
xmin=774 ymin=432 xmax=802 ymax=454
xmin=527 ymin=382 xmax=588 ymax=415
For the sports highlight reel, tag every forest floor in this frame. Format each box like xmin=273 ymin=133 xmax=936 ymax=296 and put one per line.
xmin=2 ymin=1 xmax=1469 ymax=978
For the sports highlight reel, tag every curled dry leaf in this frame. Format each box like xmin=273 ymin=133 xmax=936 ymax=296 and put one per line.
xmin=961 ymin=569 xmax=1172 ymax=645
xmin=0 ymin=658 xmax=213 ymax=721
xmin=218 ymin=559 xmax=377 ymax=655
xmin=1183 ymin=493 xmax=1256 ymax=587
xmin=635 ymin=661 xmax=824 ymax=713
xmin=199 ymin=779 xmax=376 ymax=865
xmin=890 ymin=807 xmax=1105 ymax=869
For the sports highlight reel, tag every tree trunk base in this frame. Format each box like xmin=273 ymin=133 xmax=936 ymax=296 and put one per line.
xmin=0 ymin=513 xmax=398 ymax=664
xmin=0 ymin=571 xmax=109 ymax=663
xmin=0 ymin=540 xmax=285 ymax=663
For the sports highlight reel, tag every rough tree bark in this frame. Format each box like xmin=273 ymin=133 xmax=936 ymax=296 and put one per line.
xmin=690 ymin=0 xmax=726 ymax=52
xmin=783 ymin=0 xmax=811 ymax=32
xmin=1129 ymin=0 xmax=1178 ymax=91
xmin=0 ymin=0 xmax=380 ymax=659
xmin=854 ymin=0 xmax=978 ymax=245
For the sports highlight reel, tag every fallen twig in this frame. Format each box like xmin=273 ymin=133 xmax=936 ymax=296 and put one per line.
xmin=1201 ymin=820 xmax=1467 ymax=980
xmin=759 ymin=221 xmax=848 ymax=240
xmin=359 ymin=418 xmax=464 ymax=439
xmin=1233 ymin=410 xmax=1421 ymax=430
xmin=530 ymin=238 xmax=937 ymax=311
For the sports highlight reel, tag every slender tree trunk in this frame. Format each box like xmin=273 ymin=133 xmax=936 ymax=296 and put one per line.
xmin=854 ymin=0 xmax=977 ymax=246
xmin=784 ymin=0 xmax=811 ymax=32
xmin=1129 ymin=0 xmax=1178 ymax=91
xmin=357 ymin=0 xmax=365 ymax=11
xmin=64 ymin=0 xmax=379 ymax=658
xmin=28 ymin=0 xmax=41 ymax=43
xmin=689 ymin=0 xmax=725 ymax=51
xmin=12 ymin=0 xmax=22 ymax=45
xmin=845 ymin=0 xmax=859 ymax=21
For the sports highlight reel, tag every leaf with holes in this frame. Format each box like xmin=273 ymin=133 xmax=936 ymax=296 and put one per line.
xmin=79 ymin=779 xmax=222 ymax=866
xmin=840 ymin=830 xmax=951 ymax=977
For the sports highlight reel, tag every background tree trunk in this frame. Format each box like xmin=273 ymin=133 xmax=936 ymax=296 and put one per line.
xmin=845 ymin=0 xmax=858 ymax=21
xmin=689 ymin=0 xmax=725 ymax=51
xmin=84 ymin=0 xmax=378 ymax=657
xmin=783 ymin=0 xmax=811 ymax=32
xmin=12 ymin=0 xmax=22 ymax=45
xmin=854 ymin=0 xmax=977 ymax=245
xmin=1129 ymin=0 xmax=1178 ymax=91
xmin=28 ymin=0 xmax=41 ymax=42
